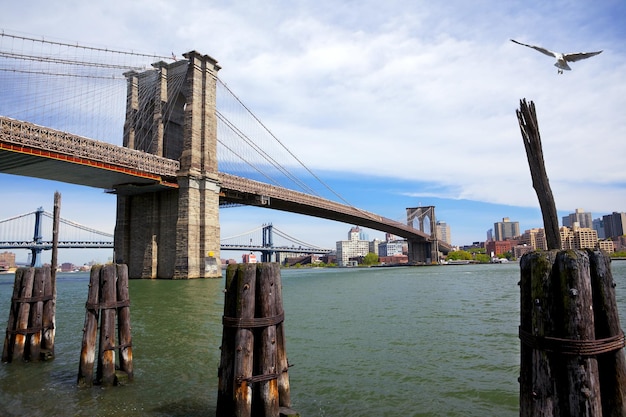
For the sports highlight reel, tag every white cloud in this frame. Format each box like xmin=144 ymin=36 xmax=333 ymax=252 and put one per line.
xmin=1 ymin=0 xmax=625 ymax=257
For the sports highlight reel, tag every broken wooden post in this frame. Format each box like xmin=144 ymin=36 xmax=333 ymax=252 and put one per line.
xmin=77 ymin=264 xmax=133 ymax=387
xmin=216 ymin=262 xmax=295 ymax=417
xmin=517 ymin=99 xmax=626 ymax=416
xmin=516 ymin=98 xmax=560 ymax=250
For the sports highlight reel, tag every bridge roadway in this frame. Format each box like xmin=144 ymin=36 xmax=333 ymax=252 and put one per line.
xmin=0 ymin=116 xmax=451 ymax=253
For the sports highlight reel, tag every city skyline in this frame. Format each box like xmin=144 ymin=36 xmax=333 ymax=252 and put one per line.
xmin=1 ymin=1 xmax=625 ymax=265
xmin=2 ymin=200 xmax=622 ymax=267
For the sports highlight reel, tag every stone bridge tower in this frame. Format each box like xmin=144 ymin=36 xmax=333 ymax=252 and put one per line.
xmin=114 ymin=51 xmax=221 ymax=278
xmin=406 ymin=206 xmax=439 ymax=264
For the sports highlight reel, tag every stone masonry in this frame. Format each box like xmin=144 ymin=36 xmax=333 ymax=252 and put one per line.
xmin=114 ymin=51 xmax=222 ymax=278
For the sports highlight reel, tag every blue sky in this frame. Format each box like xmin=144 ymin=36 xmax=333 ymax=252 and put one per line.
xmin=1 ymin=0 xmax=625 ymax=265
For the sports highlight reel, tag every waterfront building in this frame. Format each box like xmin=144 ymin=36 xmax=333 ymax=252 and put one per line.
xmin=485 ymin=240 xmax=514 ymax=257
xmin=336 ymin=226 xmax=371 ymax=267
xmin=436 ymin=221 xmax=451 ymax=244
xmin=562 ymin=208 xmax=592 ymax=229
xmin=0 ymin=251 xmax=16 ymax=268
xmin=378 ymin=240 xmax=404 ymax=257
xmin=603 ymin=212 xmax=626 ymax=238
xmin=493 ymin=218 xmax=520 ymax=241
xmin=597 ymin=240 xmax=615 ymax=254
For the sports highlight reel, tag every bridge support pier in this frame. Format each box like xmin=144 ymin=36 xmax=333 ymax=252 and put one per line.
xmin=114 ymin=51 xmax=222 ymax=279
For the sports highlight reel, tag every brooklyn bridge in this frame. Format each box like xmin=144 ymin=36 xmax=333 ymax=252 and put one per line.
xmin=0 ymin=33 xmax=450 ymax=278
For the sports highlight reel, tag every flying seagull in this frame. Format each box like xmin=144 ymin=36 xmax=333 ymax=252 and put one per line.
xmin=510 ymin=39 xmax=602 ymax=74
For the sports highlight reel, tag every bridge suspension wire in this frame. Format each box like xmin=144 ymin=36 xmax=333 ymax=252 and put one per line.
xmin=1 ymin=31 xmax=385 ymax=227
xmin=0 ymin=209 xmax=113 ymax=246
xmin=220 ymin=225 xmax=266 ymax=242
xmin=0 ymin=30 xmax=174 ymax=147
xmin=272 ymin=226 xmax=326 ymax=249
xmin=216 ymin=78 xmax=385 ymax=224
xmin=41 ymin=211 xmax=113 ymax=238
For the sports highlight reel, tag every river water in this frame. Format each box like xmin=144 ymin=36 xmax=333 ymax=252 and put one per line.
xmin=1 ymin=261 xmax=626 ymax=417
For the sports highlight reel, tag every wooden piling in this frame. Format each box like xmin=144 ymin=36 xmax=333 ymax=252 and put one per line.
xmin=77 ymin=265 xmax=101 ymax=387
xmin=256 ymin=264 xmax=279 ymax=417
xmin=77 ymin=264 xmax=133 ymax=387
xmin=217 ymin=262 xmax=295 ymax=417
xmin=517 ymin=99 xmax=626 ymax=416
xmin=2 ymin=268 xmax=24 ymax=362
xmin=2 ymin=266 xmax=55 ymax=363
xmin=116 ymin=264 xmax=133 ymax=382
xmin=588 ymin=250 xmax=626 ymax=417
xmin=27 ymin=267 xmax=47 ymax=361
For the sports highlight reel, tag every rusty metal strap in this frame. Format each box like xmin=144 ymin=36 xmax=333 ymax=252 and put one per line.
xmin=5 ymin=324 xmax=54 ymax=335
xmin=519 ymin=327 xmax=626 ymax=356
xmin=103 ymin=342 xmax=133 ymax=351
xmin=11 ymin=295 xmax=54 ymax=303
xmin=85 ymin=299 xmax=130 ymax=310
xmin=236 ymin=367 xmax=289 ymax=385
xmin=222 ymin=311 xmax=284 ymax=328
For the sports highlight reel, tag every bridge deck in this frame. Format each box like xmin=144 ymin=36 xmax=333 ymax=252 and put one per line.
xmin=0 ymin=117 xmax=178 ymax=194
xmin=1 ymin=116 xmax=451 ymax=252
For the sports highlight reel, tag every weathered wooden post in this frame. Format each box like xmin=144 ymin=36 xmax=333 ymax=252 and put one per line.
xmin=216 ymin=263 xmax=297 ymax=417
xmin=517 ymin=99 xmax=626 ymax=416
xmin=77 ymin=265 xmax=101 ymax=387
xmin=77 ymin=264 xmax=133 ymax=387
xmin=2 ymin=266 xmax=54 ymax=363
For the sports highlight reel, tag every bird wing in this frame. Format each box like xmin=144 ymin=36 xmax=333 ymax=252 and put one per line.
xmin=564 ymin=50 xmax=603 ymax=62
xmin=510 ymin=39 xmax=557 ymax=58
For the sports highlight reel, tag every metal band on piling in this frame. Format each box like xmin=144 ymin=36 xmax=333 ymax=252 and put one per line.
xmin=519 ymin=327 xmax=626 ymax=356
xmin=222 ymin=311 xmax=284 ymax=328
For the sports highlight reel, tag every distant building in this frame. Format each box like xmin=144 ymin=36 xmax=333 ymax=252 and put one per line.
xmin=0 ymin=251 xmax=16 ymax=268
xmin=242 ymin=253 xmax=257 ymax=263
xmin=485 ymin=240 xmax=514 ymax=257
xmin=603 ymin=212 xmax=626 ymax=238
xmin=369 ymin=239 xmax=381 ymax=256
xmin=60 ymin=262 xmax=75 ymax=272
xmin=593 ymin=218 xmax=606 ymax=239
xmin=562 ymin=208 xmax=592 ymax=229
xmin=521 ymin=228 xmax=547 ymax=251
xmin=436 ymin=221 xmax=451 ymax=244
xmin=494 ymin=217 xmax=520 ymax=241
xmin=336 ymin=226 xmax=371 ymax=267
xmin=560 ymin=225 xmax=598 ymax=250
xmin=378 ymin=240 xmax=404 ymax=257
xmin=597 ymin=240 xmax=615 ymax=254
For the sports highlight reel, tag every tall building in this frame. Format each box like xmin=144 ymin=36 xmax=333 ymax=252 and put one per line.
xmin=562 ymin=208 xmax=592 ymax=229
xmin=436 ymin=221 xmax=451 ymax=244
xmin=494 ymin=217 xmax=520 ymax=241
xmin=593 ymin=218 xmax=606 ymax=239
xmin=336 ymin=226 xmax=371 ymax=267
xmin=603 ymin=212 xmax=626 ymax=238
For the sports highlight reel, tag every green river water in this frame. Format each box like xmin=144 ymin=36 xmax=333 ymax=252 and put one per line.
xmin=1 ymin=261 xmax=625 ymax=416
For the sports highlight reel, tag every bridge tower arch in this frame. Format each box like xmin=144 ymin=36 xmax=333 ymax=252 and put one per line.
xmin=114 ymin=51 xmax=222 ymax=278
xmin=406 ymin=206 xmax=439 ymax=264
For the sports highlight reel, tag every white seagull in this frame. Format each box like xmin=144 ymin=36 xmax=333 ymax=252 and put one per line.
xmin=510 ymin=39 xmax=602 ymax=74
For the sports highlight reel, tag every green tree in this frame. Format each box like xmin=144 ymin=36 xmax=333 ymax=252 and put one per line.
xmin=446 ymin=250 xmax=473 ymax=261
xmin=362 ymin=252 xmax=379 ymax=266
xmin=474 ymin=253 xmax=491 ymax=263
